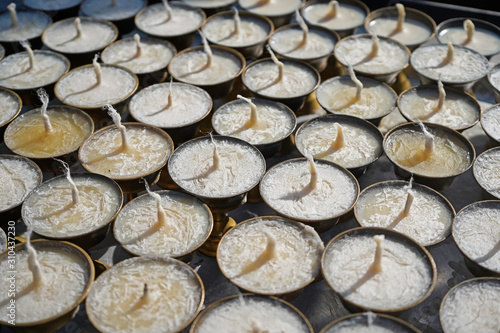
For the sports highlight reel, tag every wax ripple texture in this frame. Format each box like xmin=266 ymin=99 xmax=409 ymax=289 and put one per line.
xmin=0 ymin=158 xmax=39 ymax=211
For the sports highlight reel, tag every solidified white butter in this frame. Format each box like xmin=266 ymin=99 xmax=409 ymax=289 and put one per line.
xmin=0 ymin=157 xmax=40 ymax=212
xmin=302 ymin=2 xmax=366 ymax=31
xmin=0 ymin=89 xmax=20 ymax=125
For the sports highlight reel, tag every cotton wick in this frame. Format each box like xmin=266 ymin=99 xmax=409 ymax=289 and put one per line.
xmin=236 ymin=231 xmax=276 ymax=277
xmin=93 ymin=54 xmax=102 ymax=86
xmin=165 ymin=76 xmax=173 ymax=109
xmin=444 ymin=42 xmax=454 ymax=64
xmin=74 ymin=17 xmax=83 ymax=39
xmin=133 ymin=34 xmax=142 ymax=58
xmin=296 ymin=9 xmax=309 ymax=44
xmin=144 ymin=178 xmax=168 ymax=229
xmin=162 ymin=0 xmax=173 ymax=21
xmin=237 ymin=95 xmax=258 ymax=129
xmin=104 ymin=104 xmax=128 ymax=150
xmin=332 ymin=123 xmax=345 ymax=150
xmin=434 ymin=79 xmax=446 ymax=111
xmin=395 ymin=3 xmax=405 ymax=32
xmin=369 ymin=234 xmax=385 ymax=274
xmin=402 ymin=190 xmax=414 ymax=216
xmin=54 ymin=158 xmax=79 ymax=204
xmin=419 ymin=121 xmax=435 ymax=154
xmin=370 ymin=33 xmax=379 ymax=58
xmin=7 ymin=3 xmax=18 ymax=27
xmin=348 ymin=63 xmax=363 ymax=99
xmin=267 ymin=45 xmax=284 ymax=82
xmin=233 ymin=8 xmax=241 ymax=34
xmin=199 ymin=30 xmax=213 ymax=67
xmin=26 ymin=228 xmax=43 ymax=287
xmin=306 ymin=155 xmax=318 ymax=191
xmin=464 ymin=19 xmax=475 ymax=44
xmin=20 ymin=40 xmax=35 ymax=71
xmin=36 ymin=88 xmax=53 ymax=134
xmin=209 ymin=133 xmax=220 ymax=171
xmin=329 ymin=1 xmax=339 ymax=18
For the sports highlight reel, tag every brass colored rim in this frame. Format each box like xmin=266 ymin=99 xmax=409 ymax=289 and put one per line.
xmin=321 ymin=226 xmax=438 ymax=314
xmin=0 ymin=240 xmax=95 ymax=327
xmin=79 ymin=122 xmax=174 ymax=181
xmin=113 ymin=189 xmax=214 ymax=258
xmin=320 ymin=312 xmax=422 ymax=333
xmin=190 ymin=293 xmax=314 ymax=333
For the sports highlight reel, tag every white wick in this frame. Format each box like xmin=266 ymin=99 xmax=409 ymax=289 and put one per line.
xmin=396 ymin=3 xmax=405 ymax=32
xmin=199 ymin=30 xmax=213 ymax=67
xmin=133 ymin=34 xmax=142 ymax=57
xmin=236 ymin=231 xmax=276 ymax=277
xmin=165 ymin=76 xmax=173 ymax=108
xmin=26 ymin=229 xmax=43 ymax=287
xmin=55 ymin=158 xmax=79 ymax=204
xmin=210 ymin=134 xmax=220 ymax=171
xmin=74 ymin=17 xmax=83 ymax=39
xmin=348 ymin=63 xmax=363 ymax=99
xmin=162 ymin=0 xmax=173 ymax=21
xmin=36 ymin=88 xmax=53 ymax=134
xmin=104 ymin=104 xmax=128 ymax=150
xmin=329 ymin=1 xmax=339 ymax=18
xmin=370 ymin=33 xmax=379 ymax=58
xmin=418 ymin=121 xmax=435 ymax=154
xmin=445 ymin=42 xmax=454 ymax=64
xmin=93 ymin=54 xmax=102 ymax=86
xmin=20 ymin=40 xmax=35 ymax=71
xmin=266 ymin=45 xmax=284 ymax=82
xmin=306 ymin=155 xmax=318 ymax=191
xmin=434 ymin=79 xmax=446 ymax=111
xmin=144 ymin=178 xmax=168 ymax=229
xmin=233 ymin=8 xmax=241 ymax=34
xmin=370 ymin=234 xmax=384 ymax=274
xmin=7 ymin=3 xmax=18 ymax=27
xmin=237 ymin=95 xmax=258 ymax=129
xmin=296 ymin=9 xmax=309 ymax=44
xmin=332 ymin=123 xmax=345 ymax=150
xmin=464 ymin=19 xmax=475 ymax=44
xmin=402 ymin=190 xmax=414 ymax=216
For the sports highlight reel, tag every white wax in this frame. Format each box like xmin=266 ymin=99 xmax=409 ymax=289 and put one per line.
xmin=129 ymin=82 xmax=211 ymax=128
xmin=0 ymin=244 xmax=90 ymax=324
xmin=23 ymin=175 xmax=122 ymax=238
xmin=0 ymin=10 xmax=51 ymax=42
xmin=260 ymin=159 xmax=358 ymax=220
xmin=0 ymin=89 xmax=20 ymax=126
xmin=453 ymin=202 xmax=500 ymax=273
xmin=335 ymin=36 xmax=409 ymax=74
xmin=0 ymin=51 xmax=68 ymax=90
xmin=168 ymin=137 xmax=265 ymax=198
xmin=368 ymin=17 xmax=432 ymax=45
xmin=80 ymin=125 xmax=172 ymax=179
xmin=302 ymin=2 xmax=366 ymax=30
xmin=86 ymin=257 xmax=203 ymax=333
xmin=295 ymin=119 xmax=382 ymax=169
xmin=316 ymin=76 xmax=396 ymax=119
xmin=5 ymin=108 xmax=93 ymax=158
xmin=102 ymin=37 xmax=175 ymax=74
xmin=356 ymin=183 xmax=453 ymax=246
xmin=212 ymin=99 xmax=295 ymax=145
xmin=0 ymin=157 xmax=40 ymax=212
xmin=384 ymin=127 xmax=471 ymax=177
xmin=182 ymin=0 xmax=236 ymax=8
xmin=269 ymin=26 xmax=335 ymax=59
xmin=244 ymin=60 xmax=317 ymax=98
xmin=488 ymin=65 xmax=500 ymax=92
xmin=203 ymin=14 xmax=270 ymax=47
xmin=481 ymin=105 xmax=500 ymax=142
xmin=440 ymin=279 xmax=500 ymax=333
xmin=217 ymin=217 xmax=324 ymax=294
xmin=439 ymin=26 xmax=500 ymax=56
xmin=169 ymin=48 xmax=242 ymax=85
xmin=398 ymin=87 xmax=479 ymax=130
xmin=323 ymin=234 xmax=433 ymax=310
xmin=114 ymin=191 xmax=212 ymax=257
xmin=43 ymin=17 xmax=117 ymax=53
xmin=193 ymin=295 xmax=310 ymax=333
xmin=411 ymin=44 xmax=488 ymax=83
xmin=56 ymin=65 xmax=137 ymax=108
xmin=135 ymin=3 xmax=204 ymax=37
xmin=24 ymin=0 xmax=82 ymax=10
xmin=81 ymin=0 xmax=145 ymax=21
xmin=324 ymin=314 xmax=416 ymax=333
xmin=239 ymin=0 xmax=301 ymax=16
